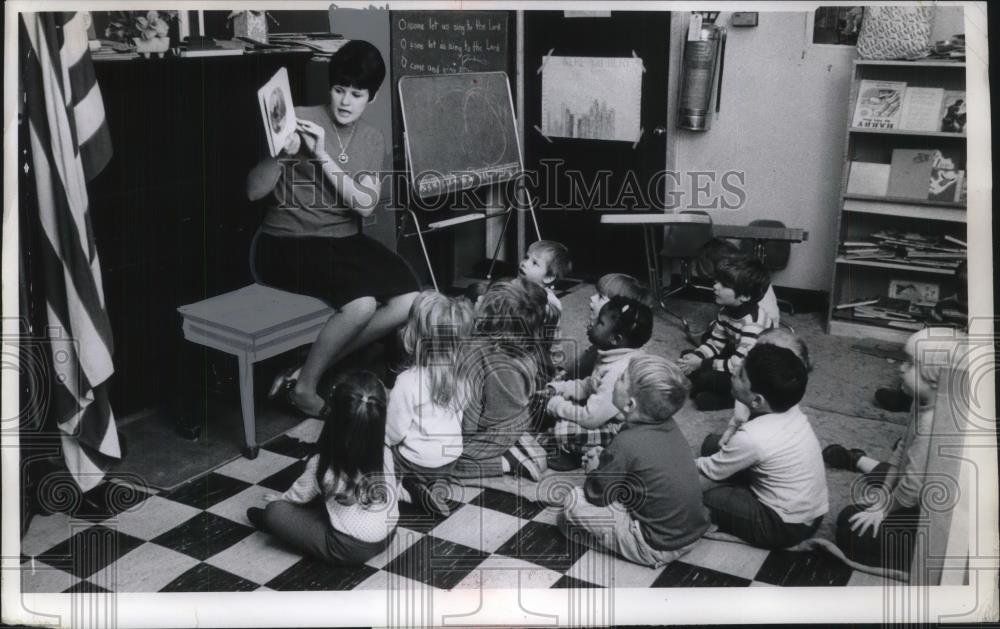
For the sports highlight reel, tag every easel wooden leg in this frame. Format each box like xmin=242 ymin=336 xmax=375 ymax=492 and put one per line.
xmin=405 ymin=209 xmax=439 ymax=291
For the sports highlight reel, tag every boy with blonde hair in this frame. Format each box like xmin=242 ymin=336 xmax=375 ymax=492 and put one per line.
xmin=557 ymin=355 xmax=710 ymax=568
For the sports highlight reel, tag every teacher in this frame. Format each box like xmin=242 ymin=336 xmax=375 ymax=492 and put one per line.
xmin=247 ymin=40 xmax=419 ymax=417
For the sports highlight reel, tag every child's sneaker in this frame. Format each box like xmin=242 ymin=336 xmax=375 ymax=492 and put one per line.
xmin=822 ymin=444 xmax=866 ymax=471
xmin=417 ymin=480 xmax=452 ymax=517
xmin=246 ymin=507 xmax=265 ymax=530
xmin=502 ymin=446 xmax=542 ymax=481
xmin=546 ymin=447 xmax=581 ymax=471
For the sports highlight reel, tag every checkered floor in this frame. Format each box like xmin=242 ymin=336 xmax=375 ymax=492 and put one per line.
xmin=19 ymin=418 xmax=894 ymax=593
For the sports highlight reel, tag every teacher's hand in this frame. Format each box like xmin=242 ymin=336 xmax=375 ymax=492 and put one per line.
xmin=296 ymin=120 xmax=327 ymax=159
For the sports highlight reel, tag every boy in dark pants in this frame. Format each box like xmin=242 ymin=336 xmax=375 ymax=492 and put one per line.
xmin=678 ymin=256 xmax=774 ymax=411
xmin=696 ymin=344 xmax=828 ymax=549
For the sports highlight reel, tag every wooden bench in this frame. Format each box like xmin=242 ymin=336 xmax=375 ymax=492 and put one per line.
xmin=178 ymin=284 xmax=334 ymax=458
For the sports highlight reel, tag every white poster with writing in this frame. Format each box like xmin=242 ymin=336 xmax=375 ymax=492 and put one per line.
xmin=541 ymin=56 xmax=643 ymax=142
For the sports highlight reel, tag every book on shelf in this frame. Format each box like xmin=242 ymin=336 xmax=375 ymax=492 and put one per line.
xmin=940 ymin=90 xmax=967 ymax=133
xmin=888 ymin=320 xmax=926 ymax=331
xmin=898 ymin=87 xmax=945 ymax=132
xmin=852 ymin=80 xmax=906 ymax=129
xmin=886 ymin=148 xmax=937 ymax=199
xmin=834 ymin=297 xmax=880 ymax=310
xmin=944 ymin=235 xmax=967 ymax=247
xmin=846 ymin=161 xmax=891 ymax=196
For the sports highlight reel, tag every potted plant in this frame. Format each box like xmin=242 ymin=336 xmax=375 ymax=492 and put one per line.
xmin=105 ymin=10 xmax=177 ymax=57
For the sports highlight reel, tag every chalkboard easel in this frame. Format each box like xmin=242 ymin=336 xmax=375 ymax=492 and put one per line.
xmin=397 ymin=71 xmax=540 ymax=290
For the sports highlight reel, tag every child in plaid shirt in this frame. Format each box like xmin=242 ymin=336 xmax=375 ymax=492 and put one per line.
xmin=545 ymin=297 xmax=653 ymax=471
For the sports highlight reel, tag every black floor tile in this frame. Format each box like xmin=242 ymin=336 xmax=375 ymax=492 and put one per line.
xmin=36 ymin=526 xmax=145 ymax=579
xmin=492 ymin=521 xmax=585 ymax=573
xmin=159 ymin=562 xmax=259 ymax=592
xmin=551 ymin=575 xmax=604 ymax=588
xmin=161 ymin=473 xmax=252 ymax=510
xmin=266 ymin=556 xmax=378 ymax=591
xmin=257 ymin=460 xmax=308 ymax=492
xmin=150 ymin=512 xmax=255 ymax=561
xmin=261 ymin=435 xmax=317 ymax=460
xmin=63 ymin=580 xmax=111 ymax=594
xmin=650 ymin=560 xmax=752 ymax=588
xmin=396 ymin=498 xmax=459 ymax=534
xmin=470 ymin=488 xmax=545 ymax=520
xmin=753 ymin=550 xmax=853 ymax=587
xmin=384 ymin=536 xmax=487 ymax=590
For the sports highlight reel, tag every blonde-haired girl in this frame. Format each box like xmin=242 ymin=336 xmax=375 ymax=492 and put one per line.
xmin=386 ymin=291 xmax=473 ymax=516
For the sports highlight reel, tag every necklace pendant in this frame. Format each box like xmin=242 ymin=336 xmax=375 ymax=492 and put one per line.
xmin=338 ymin=152 xmax=349 ymax=164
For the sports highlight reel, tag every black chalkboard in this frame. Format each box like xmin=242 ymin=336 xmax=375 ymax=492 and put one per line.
xmin=399 ymin=72 xmax=521 ymax=199
xmin=391 ymin=11 xmax=508 ymax=78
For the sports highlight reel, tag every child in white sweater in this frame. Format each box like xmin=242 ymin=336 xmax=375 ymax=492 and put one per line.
xmin=546 ymin=297 xmax=653 ymax=471
xmin=386 ymin=291 xmax=473 ymax=516
xmin=248 ymin=371 xmax=398 ymax=565
xmin=696 ymin=344 xmax=828 ymax=549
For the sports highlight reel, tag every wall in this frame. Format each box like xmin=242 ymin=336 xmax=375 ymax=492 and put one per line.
xmin=667 ymin=7 xmax=964 ymax=292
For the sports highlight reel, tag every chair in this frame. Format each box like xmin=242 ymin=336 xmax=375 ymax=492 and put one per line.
xmin=659 ymin=211 xmax=714 ymax=335
xmin=739 ymin=219 xmax=797 ymax=329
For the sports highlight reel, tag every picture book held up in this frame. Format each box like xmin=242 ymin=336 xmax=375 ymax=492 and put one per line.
xmin=258 ymin=67 xmax=297 ymax=157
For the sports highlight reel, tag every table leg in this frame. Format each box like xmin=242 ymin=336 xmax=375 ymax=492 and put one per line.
xmin=236 ymin=353 xmax=259 ymax=459
xmin=642 ymin=225 xmax=665 ymax=308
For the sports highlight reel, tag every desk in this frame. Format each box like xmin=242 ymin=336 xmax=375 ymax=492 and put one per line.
xmin=599 ymin=213 xmax=711 ymax=305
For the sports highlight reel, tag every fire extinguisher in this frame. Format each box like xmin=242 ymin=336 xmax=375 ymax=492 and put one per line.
xmin=677 ymin=13 xmax=727 ymax=131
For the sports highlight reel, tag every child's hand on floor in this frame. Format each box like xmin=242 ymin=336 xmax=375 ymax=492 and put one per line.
xmin=582 ymin=446 xmax=603 ymax=472
xmin=849 ymin=506 xmax=886 ymax=538
xmin=678 ymin=354 xmax=701 ymax=375
xmin=262 ymin=493 xmax=282 ymax=503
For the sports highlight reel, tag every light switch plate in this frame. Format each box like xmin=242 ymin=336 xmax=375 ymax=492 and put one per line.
xmin=731 ymin=12 xmax=758 ymax=27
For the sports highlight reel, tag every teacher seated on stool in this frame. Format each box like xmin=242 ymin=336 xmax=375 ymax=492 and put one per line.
xmin=246 ymin=40 xmax=419 ymax=417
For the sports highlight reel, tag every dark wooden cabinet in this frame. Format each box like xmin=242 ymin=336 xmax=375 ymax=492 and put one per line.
xmin=90 ymin=52 xmax=316 ymax=415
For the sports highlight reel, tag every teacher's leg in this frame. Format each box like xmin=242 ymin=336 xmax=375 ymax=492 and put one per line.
xmin=329 ymin=291 xmax=419 ymax=360
xmin=292 ymin=296 xmax=377 ymax=415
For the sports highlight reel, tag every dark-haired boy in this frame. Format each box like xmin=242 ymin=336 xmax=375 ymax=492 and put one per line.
xmin=678 ymin=256 xmax=775 ymax=411
xmin=695 ymin=344 xmax=828 ymax=549
xmin=545 ymin=297 xmax=652 ymax=470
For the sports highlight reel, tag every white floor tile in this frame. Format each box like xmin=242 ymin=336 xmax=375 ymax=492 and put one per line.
xmin=446 ymin=484 xmax=482 ymax=504
xmin=354 ymin=569 xmax=431 ymax=593
xmin=681 ymin=538 xmax=770 ymax=581
xmin=102 ymin=495 xmax=200 ymax=541
xmin=366 ymin=527 xmax=424 ymax=570
xmin=90 ymin=543 xmax=198 ymax=592
xmin=531 ymin=505 xmax=562 ymax=527
xmin=19 ymin=560 xmax=79 ymax=593
xmin=847 ymin=570 xmax=898 ymax=587
xmin=452 ymin=554 xmax=563 ymax=590
xmin=214 ymin=450 xmax=299 ymax=484
xmin=566 ymin=549 xmax=664 ymax=588
xmin=283 ymin=418 xmax=324 ymax=443
xmin=206 ymin=532 xmax=302 ymax=585
xmin=430 ymin=505 xmax=525 ymax=553
xmin=20 ymin=513 xmax=92 ymax=557
xmin=206 ymin=485 xmax=280 ymax=525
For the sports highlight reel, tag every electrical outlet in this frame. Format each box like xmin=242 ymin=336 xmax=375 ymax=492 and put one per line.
xmin=731 ymin=12 xmax=758 ymax=27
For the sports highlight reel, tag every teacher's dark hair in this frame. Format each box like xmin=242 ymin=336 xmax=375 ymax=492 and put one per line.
xmin=328 ymin=40 xmax=386 ymax=101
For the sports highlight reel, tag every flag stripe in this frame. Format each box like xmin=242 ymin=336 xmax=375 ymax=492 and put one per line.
xmin=21 ymin=11 xmax=118 ymax=491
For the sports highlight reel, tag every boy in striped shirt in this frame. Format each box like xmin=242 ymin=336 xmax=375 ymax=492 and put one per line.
xmin=678 ymin=256 xmax=775 ymax=411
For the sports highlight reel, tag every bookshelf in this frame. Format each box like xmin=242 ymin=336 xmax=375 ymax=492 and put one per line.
xmin=828 ymin=59 xmax=967 ymax=344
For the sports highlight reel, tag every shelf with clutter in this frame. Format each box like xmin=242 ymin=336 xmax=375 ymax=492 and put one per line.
xmin=828 ymin=58 xmax=967 ymax=343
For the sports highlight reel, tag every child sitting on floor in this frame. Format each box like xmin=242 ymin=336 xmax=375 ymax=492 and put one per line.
xmin=453 ymin=279 xmax=548 ymax=481
xmin=828 ymin=328 xmax=965 ymax=571
xmin=557 ymin=355 xmax=709 ymax=568
xmin=248 ymin=371 xmax=398 ymax=565
xmin=572 ymin=273 xmax=652 ymax=379
xmin=717 ymin=327 xmax=812 ymax=448
xmin=545 ymin=297 xmax=653 ymax=471
xmin=678 ymin=256 xmax=775 ymax=411
xmin=518 ymin=239 xmax=572 ymax=315
xmin=385 ymin=291 xmax=473 ymax=517
xmin=692 ymin=238 xmax=780 ymax=325
xmin=696 ymin=344 xmax=828 ymax=550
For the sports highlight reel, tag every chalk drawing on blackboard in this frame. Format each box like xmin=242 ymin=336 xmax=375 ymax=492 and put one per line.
xmin=400 ymin=72 xmax=522 ymax=198
xmin=541 ymin=56 xmax=643 ymax=142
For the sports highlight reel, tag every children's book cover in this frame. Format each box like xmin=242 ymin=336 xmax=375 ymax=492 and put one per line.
xmin=940 ymin=90 xmax=967 ymax=133
xmin=257 ymin=67 xmax=297 ymax=157
xmin=851 ymin=80 xmax=906 ymax=129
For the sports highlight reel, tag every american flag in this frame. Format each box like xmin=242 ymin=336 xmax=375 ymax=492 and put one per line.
xmin=21 ymin=12 xmax=118 ymax=492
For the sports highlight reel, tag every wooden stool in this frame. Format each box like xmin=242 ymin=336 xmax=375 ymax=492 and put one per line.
xmin=177 ymin=284 xmax=334 ymax=459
